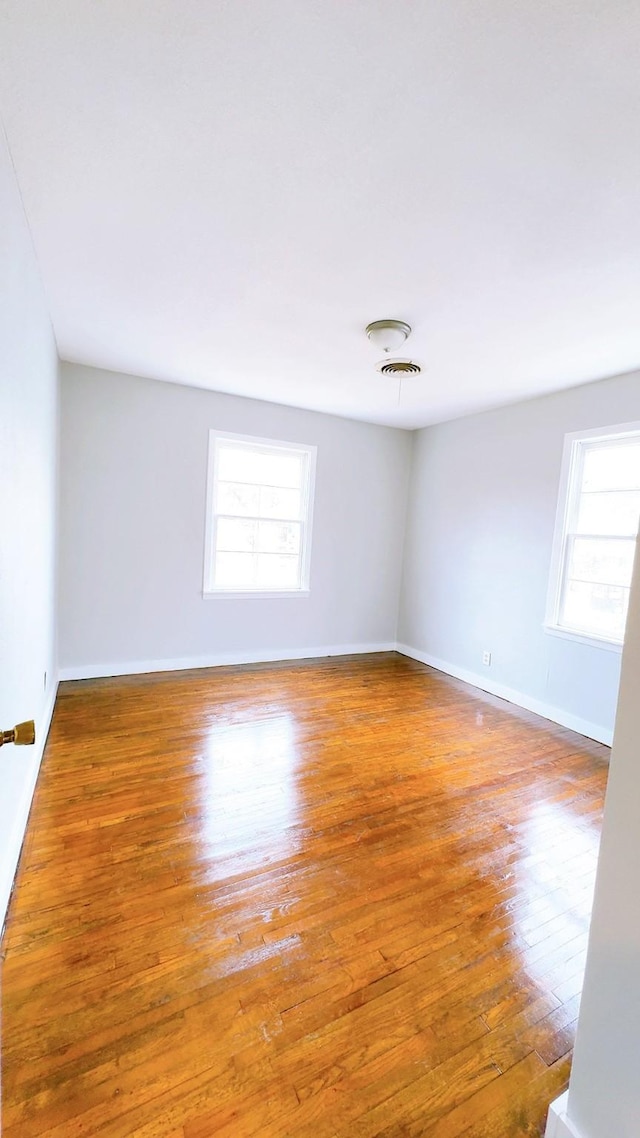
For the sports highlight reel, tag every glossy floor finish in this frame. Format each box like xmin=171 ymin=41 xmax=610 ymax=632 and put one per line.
xmin=1 ymin=654 xmax=609 ymax=1138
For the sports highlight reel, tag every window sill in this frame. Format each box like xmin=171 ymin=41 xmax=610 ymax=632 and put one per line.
xmin=203 ymin=589 xmax=310 ymax=601
xmin=543 ymin=624 xmax=623 ymax=653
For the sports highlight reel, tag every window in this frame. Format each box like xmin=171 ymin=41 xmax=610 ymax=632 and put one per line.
xmin=203 ymin=430 xmax=316 ymax=597
xmin=546 ymin=423 xmax=640 ymax=647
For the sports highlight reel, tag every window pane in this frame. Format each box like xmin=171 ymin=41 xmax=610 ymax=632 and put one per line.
xmin=216 ymin=518 xmax=257 ymax=552
xmin=581 ymin=442 xmax=640 ymax=492
xmin=217 ymin=444 xmax=303 ymax=488
xmin=259 ymin=486 xmax=301 ymax=520
xmin=256 ymin=520 xmax=300 ymax=554
xmin=576 ymin=490 xmax=640 ymax=537
xmin=561 ymin=581 xmax=629 ymax=641
xmin=214 ymin=552 xmax=256 ymax=589
xmin=255 ymin=554 xmax=300 ymax=589
xmin=567 ymin=536 xmax=636 ymax=587
xmin=260 ymin=452 xmax=304 ymax=489
xmin=216 ymin=481 xmax=260 ymax=517
xmin=217 ymin=446 xmax=265 ymax=484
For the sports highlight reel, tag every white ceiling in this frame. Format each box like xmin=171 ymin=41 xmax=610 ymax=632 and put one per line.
xmin=1 ymin=1 xmax=639 ymax=429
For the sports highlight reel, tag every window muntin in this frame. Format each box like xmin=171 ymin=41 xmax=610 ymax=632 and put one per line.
xmin=204 ymin=432 xmax=315 ymax=597
xmin=547 ymin=428 xmax=640 ymax=646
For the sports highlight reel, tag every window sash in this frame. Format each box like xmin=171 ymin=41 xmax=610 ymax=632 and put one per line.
xmin=558 ymin=534 xmax=636 ymax=638
xmin=212 ymin=515 xmax=305 ymax=590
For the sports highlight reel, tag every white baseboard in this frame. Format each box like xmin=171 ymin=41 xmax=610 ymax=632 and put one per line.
xmin=58 ymin=642 xmax=398 ymax=682
xmin=396 ymin=643 xmax=613 ymax=746
xmin=0 ymin=676 xmax=59 ymax=933
xmin=545 ymin=1092 xmax=585 ymax=1137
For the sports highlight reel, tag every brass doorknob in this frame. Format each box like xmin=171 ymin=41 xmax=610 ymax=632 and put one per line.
xmin=0 ymin=720 xmax=36 ymax=747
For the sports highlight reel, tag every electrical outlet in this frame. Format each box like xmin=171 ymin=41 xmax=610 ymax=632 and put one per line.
xmin=482 ymin=651 xmax=491 ymax=666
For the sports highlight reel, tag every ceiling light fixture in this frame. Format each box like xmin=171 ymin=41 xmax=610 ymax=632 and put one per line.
xmin=365 ymin=318 xmax=411 ymax=354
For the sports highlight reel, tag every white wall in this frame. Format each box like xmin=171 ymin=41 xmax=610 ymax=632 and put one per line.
xmin=545 ymin=534 xmax=640 ymax=1138
xmin=398 ymin=371 xmax=640 ymax=744
xmin=59 ymin=363 xmax=412 ymax=675
xmin=0 ymin=127 xmax=59 ymax=927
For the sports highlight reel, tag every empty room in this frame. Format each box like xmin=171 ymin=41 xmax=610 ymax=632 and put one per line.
xmin=1 ymin=3 xmax=639 ymax=1137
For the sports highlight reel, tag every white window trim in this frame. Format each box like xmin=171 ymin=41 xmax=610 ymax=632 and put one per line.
xmin=202 ymin=429 xmax=317 ymax=600
xmin=544 ymin=420 xmax=640 ymax=650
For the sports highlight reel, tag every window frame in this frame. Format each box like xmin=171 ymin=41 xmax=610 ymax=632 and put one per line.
xmin=545 ymin=420 xmax=640 ymax=651
xmin=203 ymin=429 xmax=317 ymax=600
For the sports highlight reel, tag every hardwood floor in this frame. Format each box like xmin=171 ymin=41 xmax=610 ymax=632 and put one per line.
xmin=1 ymin=653 xmax=608 ymax=1137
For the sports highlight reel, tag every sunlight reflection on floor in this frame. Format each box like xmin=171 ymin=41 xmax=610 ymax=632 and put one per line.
xmin=514 ymin=800 xmax=601 ymax=991
xmin=201 ymin=713 xmax=301 ymax=870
